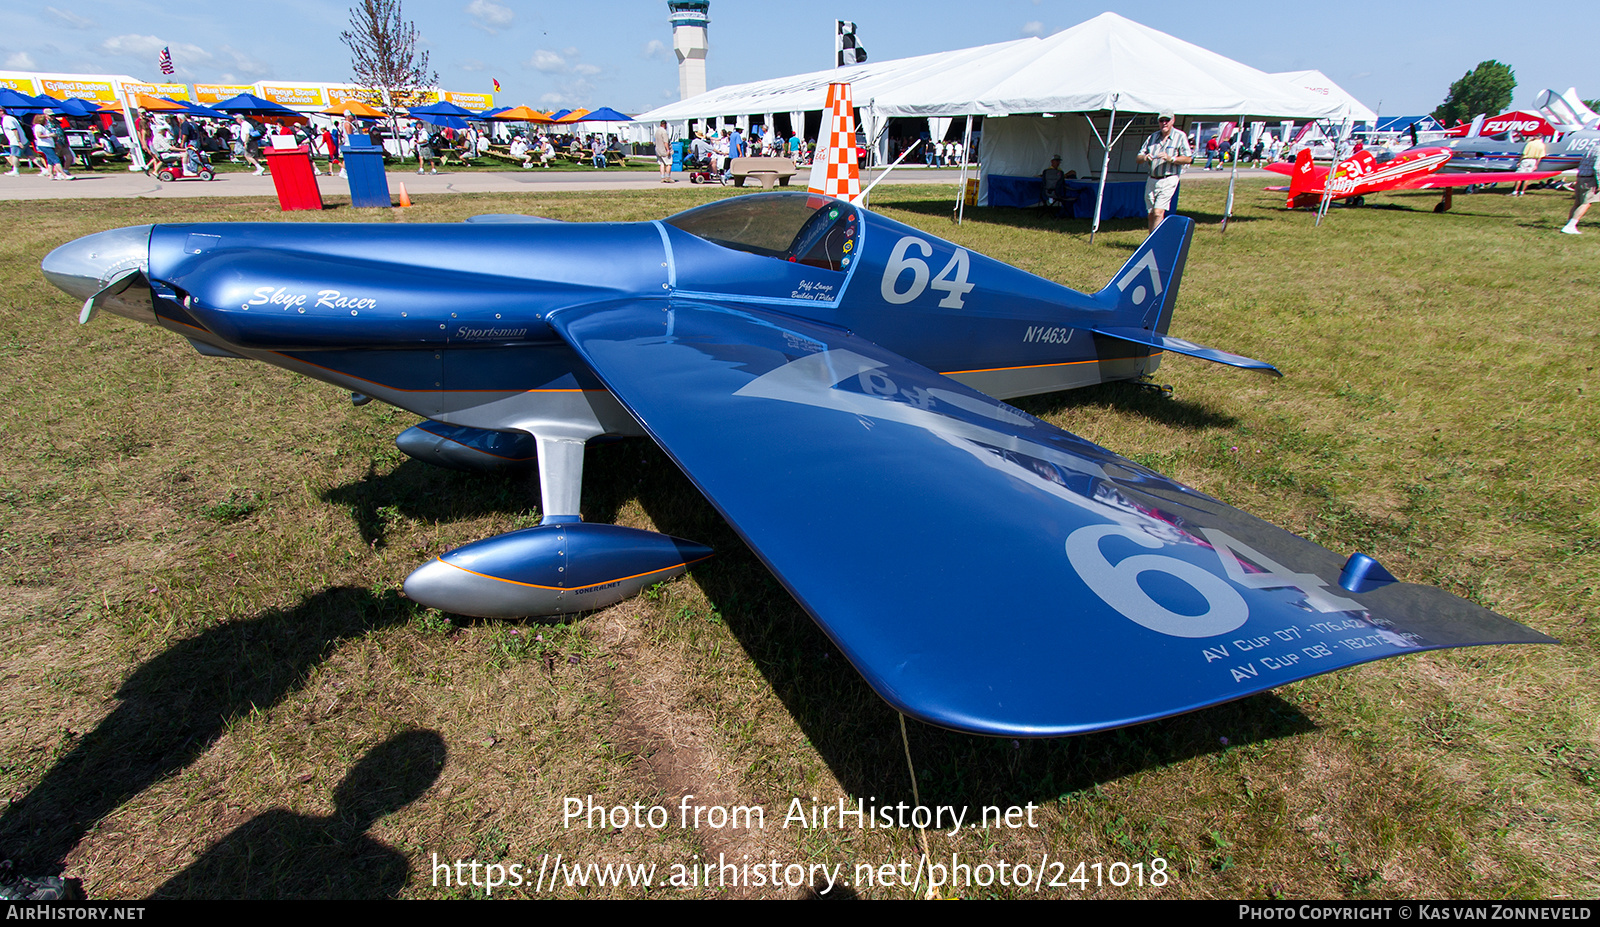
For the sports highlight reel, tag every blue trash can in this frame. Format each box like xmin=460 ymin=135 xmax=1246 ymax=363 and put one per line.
xmin=342 ymin=134 xmax=391 ymax=208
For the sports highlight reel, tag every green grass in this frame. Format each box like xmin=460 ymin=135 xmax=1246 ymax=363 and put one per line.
xmin=0 ymin=180 xmax=1594 ymax=898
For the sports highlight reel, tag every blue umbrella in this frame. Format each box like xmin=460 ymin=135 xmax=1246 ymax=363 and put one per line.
xmin=163 ymin=97 xmax=231 ymax=120
xmin=0 ymin=87 xmax=49 ymax=112
xmin=411 ymin=113 xmax=468 ymax=130
xmin=53 ymin=97 xmax=107 ymax=117
xmin=211 ymin=93 xmax=303 ymax=119
xmin=476 ymin=106 xmax=510 ymax=118
xmin=409 ymin=101 xmax=477 ymax=118
xmin=573 ymin=106 xmax=632 ymax=122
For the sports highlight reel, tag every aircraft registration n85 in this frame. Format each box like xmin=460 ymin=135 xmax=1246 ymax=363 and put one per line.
xmin=42 ymin=192 xmax=1551 ymax=738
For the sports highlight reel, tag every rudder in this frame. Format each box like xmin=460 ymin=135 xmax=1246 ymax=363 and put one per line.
xmin=1094 ymin=215 xmax=1192 ymax=335
xmin=1287 ymin=148 xmax=1320 ymax=205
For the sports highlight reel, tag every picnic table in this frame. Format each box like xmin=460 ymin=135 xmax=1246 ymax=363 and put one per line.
xmin=564 ymin=147 xmax=628 ymax=167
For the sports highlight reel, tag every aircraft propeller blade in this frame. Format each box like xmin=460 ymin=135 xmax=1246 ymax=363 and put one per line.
xmin=78 ymin=269 xmax=149 ymax=325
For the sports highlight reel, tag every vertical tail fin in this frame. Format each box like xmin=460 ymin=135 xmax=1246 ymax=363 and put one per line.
xmin=1286 ymin=148 xmax=1320 ymax=206
xmin=1094 ymin=215 xmax=1192 ymax=335
xmin=1089 ymin=215 xmax=1280 ymax=377
xmin=806 ymin=82 xmax=863 ymax=203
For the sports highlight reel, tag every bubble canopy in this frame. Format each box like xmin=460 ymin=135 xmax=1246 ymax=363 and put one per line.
xmin=664 ymin=193 xmax=858 ymax=271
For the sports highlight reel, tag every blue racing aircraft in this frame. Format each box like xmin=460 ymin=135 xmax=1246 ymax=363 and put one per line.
xmin=41 ymin=193 xmax=1550 ymax=738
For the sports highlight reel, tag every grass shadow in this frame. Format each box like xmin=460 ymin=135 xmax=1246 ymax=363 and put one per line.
xmin=622 ymin=443 xmax=1313 ymax=814
xmin=149 ymin=729 xmax=446 ymax=899
xmin=1012 ymin=380 xmax=1240 ymax=432
xmin=0 ymin=586 xmax=415 ymax=874
xmin=321 ymin=458 xmax=539 ymax=547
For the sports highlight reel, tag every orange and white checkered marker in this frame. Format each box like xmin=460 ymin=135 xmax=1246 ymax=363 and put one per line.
xmin=806 ymin=82 xmax=861 ymax=203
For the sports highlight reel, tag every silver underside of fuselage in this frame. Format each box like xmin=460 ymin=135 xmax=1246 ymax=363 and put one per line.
xmin=947 ymin=354 xmax=1156 ymax=400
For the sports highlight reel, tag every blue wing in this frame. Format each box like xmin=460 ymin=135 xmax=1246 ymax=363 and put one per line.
xmin=548 ymin=298 xmax=1551 ymax=737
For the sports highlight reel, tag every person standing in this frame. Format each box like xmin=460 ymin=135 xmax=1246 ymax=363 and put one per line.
xmin=1136 ymin=112 xmax=1192 ymax=232
xmin=726 ymin=125 xmax=745 ymax=182
xmin=1 ymin=107 xmax=24 ymax=176
xmin=32 ymin=115 xmax=70 ymax=180
xmin=1513 ymin=133 xmax=1547 ymax=196
xmin=654 ymin=120 xmax=673 ymax=183
xmin=234 ymin=115 xmax=264 ymax=175
xmin=413 ymin=121 xmax=437 ymax=174
xmin=336 ymin=113 xmax=355 ymax=178
xmin=1560 ymin=145 xmax=1598 ymax=234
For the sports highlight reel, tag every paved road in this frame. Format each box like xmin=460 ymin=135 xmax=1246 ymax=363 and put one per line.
xmin=0 ymin=163 xmax=1274 ymax=202
xmin=0 ymin=165 xmax=980 ymax=201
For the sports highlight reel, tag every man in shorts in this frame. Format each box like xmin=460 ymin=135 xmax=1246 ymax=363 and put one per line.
xmin=1513 ymin=132 xmax=1547 ymax=196
xmin=1136 ymin=112 xmax=1192 ymax=232
xmin=1 ymin=107 xmax=24 ymax=176
xmin=655 ymin=120 xmax=673 ymax=183
xmin=1560 ymin=145 xmax=1598 ymax=234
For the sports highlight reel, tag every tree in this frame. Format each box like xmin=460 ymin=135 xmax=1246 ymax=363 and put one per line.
xmin=341 ymin=0 xmax=438 ymax=110
xmin=1432 ymin=61 xmax=1516 ymax=126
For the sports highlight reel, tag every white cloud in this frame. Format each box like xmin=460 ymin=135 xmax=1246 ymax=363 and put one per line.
xmin=527 ymin=47 xmax=600 ymax=77
xmin=460 ymin=58 xmax=485 ymax=72
xmin=538 ymin=78 xmax=596 ymax=108
xmin=46 ymin=7 xmax=95 ymax=29
xmin=218 ymin=45 xmax=269 ymax=78
xmin=101 ymin=34 xmax=169 ymax=59
xmin=528 ymin=49 xmax=567 ymax=72
xmin=1022 ymin=21 xmax=1044 ymax=37
xmin=5 ymin=52 xmax=37 ymax=69
xmin=466 ymin=0 xmax=513 ymax=34
xmin=99 ymin=36 xmax=221 ymax=77
xmin=643 ymin=39 xmax=668 ymax=60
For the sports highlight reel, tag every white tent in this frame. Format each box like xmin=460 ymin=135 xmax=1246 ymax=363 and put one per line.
xmin=641 ymin=14 xmax=1343 ymax=123
xmin=1274 ymin=69 xmax=1377 ymax=124
xmin=638 ymin=13 xmax=1346 ymax=216
xmin=881 ymin=13 xmax=1346 ymax=208
xmin=636 ymin=37 xmax=1037 ymax=125
xmin=871 ymin=14 xmax=1342 ymax=119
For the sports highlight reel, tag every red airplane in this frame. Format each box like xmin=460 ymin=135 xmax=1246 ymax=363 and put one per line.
xmin=1265 ymin=147 xmax=1561 ymax=211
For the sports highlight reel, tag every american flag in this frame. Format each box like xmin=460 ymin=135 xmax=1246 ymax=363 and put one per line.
xmin=158 ymin=47 xmax=174 ymax=75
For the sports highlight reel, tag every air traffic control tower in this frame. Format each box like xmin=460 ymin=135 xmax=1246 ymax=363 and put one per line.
xmin=668 ymin=1 xmax=709 ymax=100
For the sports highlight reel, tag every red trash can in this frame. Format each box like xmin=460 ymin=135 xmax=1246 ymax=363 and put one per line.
xmin=262 ymin=145 xmax=325 ymax=211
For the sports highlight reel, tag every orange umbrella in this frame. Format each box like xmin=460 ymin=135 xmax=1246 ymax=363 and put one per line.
xmin=322 ymin=100 xmax=386 ymax=118
xmin=554 ymin=108 xmax=591 ymax=124
xmin=489 ymin=105 xmax=553 ymax=123
xmin=130 ymin=93 xmax=187 ymax=112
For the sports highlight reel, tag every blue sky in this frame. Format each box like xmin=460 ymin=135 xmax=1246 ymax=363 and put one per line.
xmin=2 ymin=1 xmax=1594 ymax=116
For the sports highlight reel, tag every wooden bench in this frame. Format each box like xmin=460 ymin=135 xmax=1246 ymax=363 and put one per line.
xmin=482 ymin=143 xmax=533 ymax=168
xmin=565 ymin=148 xmax=627 ymax=168
xmin=729 ymin=157 xmax=798 ymax=189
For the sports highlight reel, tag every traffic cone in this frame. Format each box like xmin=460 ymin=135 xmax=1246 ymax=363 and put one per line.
xmin=806 ymin=82 xmax=862 ymax=203
xmin=398 ymin=183 xmax=411 ymax=207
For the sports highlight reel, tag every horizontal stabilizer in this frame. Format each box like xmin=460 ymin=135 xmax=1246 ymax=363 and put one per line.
xmin=1093 ymin=326 xmax=1281 ymax=376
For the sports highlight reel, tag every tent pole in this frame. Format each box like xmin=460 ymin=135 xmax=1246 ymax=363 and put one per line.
xmin=954 ymin=114 xmax=974 ymax=225
xmin=862 ymin=139 xmax=921 ymax=200
xmin=119 ymin=93 xmax=146 ymax=173
xmin=1222 ymin=110 xmax=1242 ymax=233
xmin=1314 ymin=109 xmax=1350 ymax=227
xmin=1090 ymin=94 xmax=1118 ymax=244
